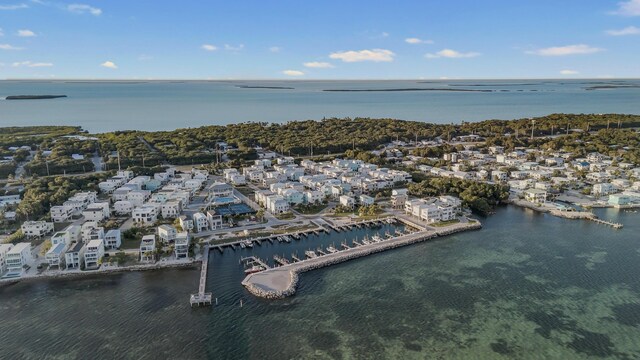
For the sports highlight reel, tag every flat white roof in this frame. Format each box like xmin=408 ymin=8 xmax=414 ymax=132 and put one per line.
xmin=7 ymin=242 xmax=30 ymax=254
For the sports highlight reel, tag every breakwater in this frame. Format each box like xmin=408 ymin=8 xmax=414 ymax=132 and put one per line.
xmin=242 ymin=221 xmax=482 ymax=299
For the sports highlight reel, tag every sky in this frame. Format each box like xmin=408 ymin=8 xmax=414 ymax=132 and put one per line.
xmin=1 ymin=0 xmax=640 ymax=79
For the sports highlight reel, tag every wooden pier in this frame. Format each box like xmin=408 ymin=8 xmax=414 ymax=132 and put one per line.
xmin=190 ymin=246 xmax=213 ymax=307
xmin=588 ymin=217 xmax=623 ymax=229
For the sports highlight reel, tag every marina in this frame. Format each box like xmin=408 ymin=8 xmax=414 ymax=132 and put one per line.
xmin=242 ymin=220 xmax=482 ymax=299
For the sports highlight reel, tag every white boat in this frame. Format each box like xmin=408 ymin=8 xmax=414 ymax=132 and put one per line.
xmin=243 ymin=240 xmax=253 ymax=248
xmin=326 ymin=246 xmax=338 ymax=253
xmin=305 ymin=250 xmax=317 ymax=259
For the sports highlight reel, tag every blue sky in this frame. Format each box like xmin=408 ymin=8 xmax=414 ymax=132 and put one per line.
xmin=1 ymin=0 xmax=640 ymax=79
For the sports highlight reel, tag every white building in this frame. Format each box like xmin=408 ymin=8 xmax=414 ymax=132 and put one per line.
xmin=193 ymin=212 xmax=208 ymax=232
xmin=0 ymin=244 xmax=14 ymax=274
xmin=157 ymin=224 xmax=177 ymax=243
xmin=391 ymin=189 xmax=408 ymax=208
xmin=114 ymin=200 xmax=134 ymax=215
xmin=592 ymin=183 xmax=616 ymax=196
xmin=359 ymin=195 xmax=375 ymax=206
xmin=104 ymin=229 xmax=122 ymax=250
xmin=82 ymin=202 xmax=110 ymax=222
xmin=524 ymin=188 xmax=547 ymax=204
xmin=161 ymin=201 xmax=182 ymax=219
xmin=304 ymin=190 xmax=323 ymax=204
xmin=5 ymin=242 xmax=32 ymax=274
xmin=21 ymin=221 xmax=54 ymax=238
xmin=339 ymin=195 xmax=355 ymax=209
xmin=50 ymin=205 xmax=75 ymax=223
xmin=84 ymin=239 xmax=105 ymax=269
xmin=178 ymin=215 xmax=194 ymax=232
xmin=206 ymin=211 xmax=223 ymax=230
xmin=139 ymin=235 xmax=156 ymax=263
xmin=266 ymin=195 xmax=290 ymax=214
xmin=46 ymin=242 xmax=67 ymax=268
xmin=132 ymin=205 xmax=158 ymax=226
xmin=174 ymin=232 xmax=190 ymax=259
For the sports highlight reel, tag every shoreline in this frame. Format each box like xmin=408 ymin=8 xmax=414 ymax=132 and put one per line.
xmin=0 ymin=259 xmax=199 ymax=288
xmin=242 ymin=221 xmax=482 ymax=299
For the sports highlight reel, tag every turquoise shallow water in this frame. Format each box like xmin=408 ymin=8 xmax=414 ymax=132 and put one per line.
xmin=1 ymin=79 xmax=639 ymax=132
xmin=0 ymin=206 xmax=639 ymax=359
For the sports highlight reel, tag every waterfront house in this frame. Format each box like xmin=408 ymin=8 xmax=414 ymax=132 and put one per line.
xmin=139 ymin=235 xmax=156 ymax=263
xmin=65 ymin=242 xmax=85 ymax=269
xmin=0 ymin=244 xmax=14 ymax=274
xmin=174 ymin=232 xmax=190 ymax=259
xmin=608 ymin=194 xmax=632 ymax=207
xmin=84 ymin=239 xmax=105 ymax=269
xmin=5 ymin=243 xmax=32 ymax=274
xmin=524 ymin=189 xmax=547 ymax=204
xmin=46 ymin=242 xmax=67 ymax=268
xmin=104 ymin=229 xmax=122 ymax=250
xmin=21 ymin=221 xmax=54 ymax=238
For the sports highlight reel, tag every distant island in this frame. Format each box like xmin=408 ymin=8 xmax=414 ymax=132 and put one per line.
xmin=323 ymin=88 xmax=493 ymax=92
xmin=5 ymin=95 xmax=68 ymax=100
xmin=584 ymin=85 xmax=640 ymax=91
xmin=236 ymin=85 xmax=295 ymax=90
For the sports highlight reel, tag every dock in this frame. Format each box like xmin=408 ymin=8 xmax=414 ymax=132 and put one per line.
xmin=190 ymin=246 xmax=213 ymax=307
xmin=274 ymin=255 xmax=290 ymax=266
xmin=242 ymin=220 xmax=483 ymax=299
xmin=588 ymin=217 xmax=623 ymax=229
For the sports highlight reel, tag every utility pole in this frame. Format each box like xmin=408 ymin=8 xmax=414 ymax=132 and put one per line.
xmin=117 ymin=151 xmax=121 ymax=171
xmin=607 ymin=119 xmax=610 ymax=129
xmin=551 ymin=124 xmax=554 ymax=136
xmin=566 ymin=121 xmax=570 ymax=135
xmin=45 ymin=160 xmax=50 ymax=176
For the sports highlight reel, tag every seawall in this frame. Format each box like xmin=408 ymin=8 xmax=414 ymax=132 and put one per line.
xmin=242 ymin=221 xmax=482 ymax=299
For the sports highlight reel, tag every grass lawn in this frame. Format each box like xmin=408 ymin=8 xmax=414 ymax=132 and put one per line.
xmin=294 ymin=203 xmax=328 ymax=215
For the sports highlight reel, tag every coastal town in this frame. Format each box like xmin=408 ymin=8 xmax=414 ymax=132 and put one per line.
xmin=1 ymin=116 xmax=639 ymax=303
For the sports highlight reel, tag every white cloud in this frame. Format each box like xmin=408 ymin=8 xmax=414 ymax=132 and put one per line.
xmin=224 ymin=44 xmax=244 ymax=51
xmin=269 ymin=46 xmax=281 ymax=53
xmin=17 ymin=29 xmax=36 ymax=37
xmin=560 ymin=69 xmax=579 ymax=75
xmin=137 ymin=54 xmax=153 ymax=61
xmin=405 ymin=37 xmax=433 ymax=44
xmin=0 ymin=3 xmax=28 ymax=10
xmin=329 ymin=49 xmax=395 ymax=62
xmin=0 ymin=44 xmax=23 ymax=50
xmin=100 ymin=61 xmax=117 ymax=69
xmin=282 ymin=70 xmax=304 ymax=76
xmin=606 ymin=26 xmax=640 ymax=36
xmin=611 ymin=0 xmax=640 ymax=16
xmin=526 ymin=44 xmax=603 ymax=56
xmin=67 ymin=4 xmax=102 ymax=16
xmin=0 ymin=28 xmax=4 ymax=36
xmin=12 ymin=61 xmax=53 ymax=67
xmin=425 ymin=49 xmax=480 ymax=58
xmin=303 ymin=61 xmax=334 ymax=68
xmin=201 ymin=44 xmax=217 ymax=51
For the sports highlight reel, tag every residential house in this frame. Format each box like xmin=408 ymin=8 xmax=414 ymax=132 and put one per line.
xmin=524 ymin=189 xmax=547 ymax=204
xmin=139 ymin=235 xmax=156 ymax=263
xmin=21 ymin=221 xmax=54 ymax=238
xmin=5 ymin=243 xmax=32 ymax=274
xmin=64 ymin=242 xmax=85 ymax=269
xmin=132 ymin=205 xmax=158 ymax=226
xmin=157 ymin=224 xmax=177 ymax=243
xmin=82 ymin=202 xmax=110 ymax=222
xmin=174 ymin=232 xmax=190 ymax=259
xmin=193 ymin=212 xmax=208 ymax=232
xmin=104 ymin=229 xmax=122 ymax=250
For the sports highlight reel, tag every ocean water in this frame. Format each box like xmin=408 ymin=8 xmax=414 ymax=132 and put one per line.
xmin=1 ymin=79 xmax=639 ymax=133
xmin=1 ymin=206 xmax=639 ymax=359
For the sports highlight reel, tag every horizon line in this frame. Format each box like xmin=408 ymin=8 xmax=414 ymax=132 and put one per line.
xmin=3 ymin=77 xmax=639 ymax=81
